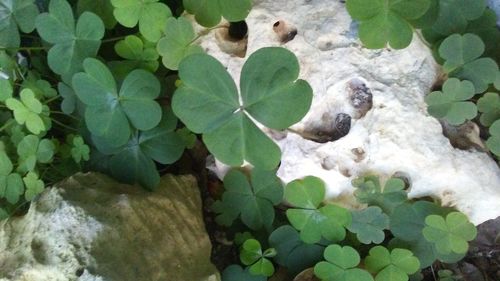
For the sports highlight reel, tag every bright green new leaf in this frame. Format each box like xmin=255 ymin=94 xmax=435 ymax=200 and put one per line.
xmin=285 ymin=177 xmax=351 ymax=244
xmin=71 ymin=135 xmax=90 ymax=163
xmin=423 ymin=212 xmax=477 ymax=254
xmin=111 ymin=0 xmax=172 ymax=42
xmin=431 ymin=0 xmax=486 ymax=35
xmin=173 ymin=47 xmax=312 ymax=169
xmin=23 ymin=171 xmax=44 ymax=201
xmin=77 ymin=0 xmax=116 ymax=29
xmin=22 ymin=78 xmax=57 ymax=99
xmin=157 ymin=17 xmax=204 ymax=70
xmin=365 ymin=246 xmax=420 ymax=281
xmin=35 ymin=0 xmax=104 ymax=82
xmin=438 ymin=33 xmax=499 ymax=93
xmin=345 ymin=0 xmax=431 ymax=49
xmin=314 ymin=245 xmax=374 ymax=281
xmin=212 ymin=168 xmax=283 ymax=230
xmin=425 ymin=78 xmax=477 ymax=125
xmin=6 ymin=89 xmax=46 ymax=135
xmin=268 ymin=225 xmax=324 ymax=275
xmin=0 ymin=149 xmax=24 ymax=204
xmin=17 ymin=135 xmax=55 ymax=173
xmin=221 ymin=265 xmax=266 ymax=281
xmin=114 ymin=35 xmax=159 ymax=72
xmin=183 ymin=0 xmax=251 ymax=27
xmin=240 ymin=239 xmax=275 ymax=277
xmin=477 ymin=92 xmax=500 ymax=126
xmin=353 ymin=176 xmax=407 ymax=214
xmin=486 ymin=120 xmax=500 ymax=156
xmin=347 ymin=206 xmax=389 ymax=244
xmin=0 ymin=0 xmax=39 ymax=48
xmin=72 ymin=58 xmax=162 ymax=147
xmin=0 ymin=78 xmax=13 ymax=101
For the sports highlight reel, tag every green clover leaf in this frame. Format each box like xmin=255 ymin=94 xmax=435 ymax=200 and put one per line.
xmin=22 ymin=77 xmax=57 ymax=99
xmin=72 ymin=58 xmax=162 ymax=147
xmin=114 ymin=35 xmax=159 ymax=72
xmin=240 ymin=239 xmax=276 ymax=277
xmin=221 ymin=265 xmax=266 ymax=281
xmin=0 ymin=78 xmax=13 ymax=101
xmin=477 ymin=92 xmax=500 ymax=126
xmin=486 ymin=120 xmax=500 ymax=156
xmin=0 ymin=0 xmax=39 ymax=48
xmin=0 ymin=149 xmax=24 ymax=204
xmin=423 ymin=212 xmax=477 ymax=254
xmin=16 ymin=134 xmax=55 ymax=173
xmin=57 ymin=82 xmax=77 ymax=115
xmin=35 ymin=0 xmax=104 ymax=82
xmin=157 ymin=17 xmax=204 ymax=70
xmin=285 ymin=176 xmax=351 ymax=244
xmin=495 ymin=71 xmax=500 ymax=90
xmin=0 ymin=208 xmax=8 ymax=220
xmin=346 ymin=0 xmax=431 ymax=49
xmin=438 ymin=33 xmax=499 ymax=93
xmin=353 ymin=176 xmax=407 ymax=215
xmin=183 ymin=0 xmax=251 ymax=27
xmin=212 ymin=168 xmax=283 ymax=230
xmin=111 ymin=0 xmax=172 ymax=42
xmin=365 ymin=246 xmax=420 ymax=281
xmin=71 ymin=135 xmax=90 ymax=163
xmin=314 ymin=245 xmax=374 ymax=281
xmin=173 ymin=47 xmax=312 ymax=169
xmin=268 ymin=225 xmax=324 ymax=275
xmin=23 ymin=171 xmax=44 ymax=201
xmin=425 ymin=78 xmax=477 ymax=125
xmin=347 ymin=206 xmax=389 ymax=244
xmin=431 ymin=0 xmax=486 ymax=35
xmin=77 ymin=0 xmax=116 ymax=29
xmin=6 ymin=89 xmax=46 ymax=135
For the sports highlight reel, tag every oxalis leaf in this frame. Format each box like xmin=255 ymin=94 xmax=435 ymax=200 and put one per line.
xmin=111 ymin=0 xmax=172 ymax=42
xmin=425 ymin=78 xmax=477 ymax=125
xmin=72 ymin=58 xmax=162 ymax=147
xmin=240 ymin=239 xmax=276 ymax=277
xmin=438 ymin=33 xmax=499 ymax=93
xmin=423 ymin=212 xmax=477 ymax=255
xmin=156 ymin=17 xmax=204 ymax=70
xmin=314 ymin=245 xmax=373 ymax=281
xmin=345 ymin=0 xmax=431 ymax=49
xmin=114 ymin=35 xmax=159 ymax=72
xmin=77 ymin=0 xmax=116 ymax=29
xmin=221 ymin=265 xmax=266 ymax=281
xmin=0 ymin=149 xmax=23 ymax=204
xmin=173 ymin=47 xmax=313 ymax=169
xmin=212 ymin=168 xmax=283 ymax=230
xmin=347 ymin=206 xmax=389 ymax=244
xmin=0 ymin=0 xmax=39 ymax=48
xmin=477 ymin=92 xmax=500 ymax=127
xmin=431 ymin=0 xmax=486 ymax=35
xmin=365 ymin=246 xmax=420 ymax=281
xmin=23 ymin=171 xmax=44 ymax=201
xmin=352 ymin=176 xmax=407 ymax=215
xmin=285 ymin=176 xmax=351 ymax=244
xmin=5 ymin=88 xmax=46 ymax=135
xmin=16 ymin=134 xmax=55 ymax=173
xmin=183 ymin=0 xmax=251 ymax=27
xmin=486 ymin=120 xmax=500 ymax=156
xmin=35 ymin=0 xmax=104 ymax=83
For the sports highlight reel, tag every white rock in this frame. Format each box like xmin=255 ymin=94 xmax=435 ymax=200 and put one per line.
xmin=199 ymin=0 xmax=500 ymax=224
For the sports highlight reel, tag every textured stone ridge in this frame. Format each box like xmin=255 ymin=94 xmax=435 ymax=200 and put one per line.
xmin=200 ymin=0 xmax=500 ymax=224
xmin=0 ymin=173 xmax=220 ymax=281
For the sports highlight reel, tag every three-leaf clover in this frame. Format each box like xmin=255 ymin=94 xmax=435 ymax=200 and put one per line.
xmin=365 ymin=246 xmax=420 ymax=281
xmin=221 ymin=265 xmax=266 ymax=281
xmin=6 ymin=89 xmax=46 ymax=135
xmin=425 ymin=78 xmax=477 ymax=125
xmin=157 ymin=17 xmax=204 ymax=70
xmin=70 ymin=135 xmax=90 ymax=163
xmin=35 ymin=0 xmax=105 ymax=82
xmin=16 ymin=134 xmax=55 ymax=173
xmin=423 ymin=212 xmax=477 ymax=254
xmin=430 ymin=0 xmax=486 ymax=35
xmin=477 ymin=92 xmax=500 ymax=126
xmin=23 ymin=171 xmax=44 ymax=201
xmin=347 ymin=206 xmax=389 ymax=244
xmin=111 ymin=0 xmax=172 ymax=42
xmin=353 ymin=176 xmax=407 ymax=215
xmin=438 ymin=33 xmax=499 ymax=93
xmin=345 ymin=0 xmax=431 ymax=49
xmin=314 ymin=245 xmax=373 ymax=281
xmin=0 ymin=0 xmax=39 ymax=48
xmin=72 ymin=58 xmax=162 ymax=147
xmin=285 ymin=176 xmax=351 ymax=244
xmin=212 ymin=168 xmax=283 ymax=230
xmin=77 ymin=0 xmax=116 ymax=29
xmin=240 ymin=239 xmax=276 ymax=277
xmin=173 ymin=47 xmax=313 ymax=169
xmin=268 ymin=225 xmax=324 ymax=275
xmin=486 ymin=120 xmax=500 ymax=156
xmin=114 ymin=35 xmax=159 ymax=72
xmin=0 ymin=148 xmax=23 ymax=204
xmin=183 ymin=0 xmax=251 ymax=27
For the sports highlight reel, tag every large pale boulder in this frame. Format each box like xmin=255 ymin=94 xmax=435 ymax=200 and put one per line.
xmin=0 ymin=173 xmax=220 ymax=281
xmin=200 ymin=0 xmax=500 ymax=224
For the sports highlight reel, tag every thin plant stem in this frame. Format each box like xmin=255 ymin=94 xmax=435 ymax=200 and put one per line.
xmin=51 ymin=119 xmax=78 ymax=131
xmin=102 ymin=35 xmax=127 ymax=43
xmin=44 ymin=95 xmax=61 ymax=104
xmin=0 ymin=46 xmax=48 ymax=52
xmin=50 ymin=111 xmax=80 ymax=121
xmin=0 ymin=119 xmax=15 ymax=132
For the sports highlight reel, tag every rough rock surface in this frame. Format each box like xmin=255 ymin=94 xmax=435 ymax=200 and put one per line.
xmin=0 ymin=173 xmax=220 ymax=281
xmin=200 ymin=0 xmax=500 ymax=224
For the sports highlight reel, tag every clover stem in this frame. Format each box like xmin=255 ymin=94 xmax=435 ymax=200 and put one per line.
xmin=50 ymin=111 xmax=80 ymax=121
xmin=189 ymin=25 xmax=228 ymax=45
xmin=51 ymin=119 xmax=78 ymax=131
xmin=102 ymin=35 xmax=128 ymax=43
xmin=44 ymin=95 xmax=61 ymax=104
xmin=0 ymin=46 xmax=48 ymax=51
xmin=415 ymin=31 xmax=431 ymax=49
xmin=0 ymin=119 xmax=14 ymax=132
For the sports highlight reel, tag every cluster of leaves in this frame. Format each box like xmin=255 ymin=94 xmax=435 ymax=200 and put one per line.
xmin=216 ymin=172 xmax=477 ymax=281
xmin=346 ymin=0 xmax=500 ymax=159
xmin=0 ymin=0 xmax=261 ymax=215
